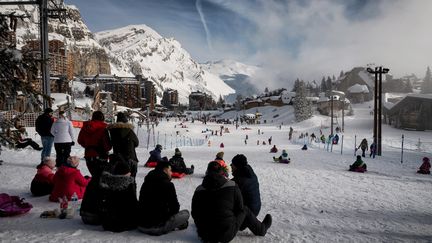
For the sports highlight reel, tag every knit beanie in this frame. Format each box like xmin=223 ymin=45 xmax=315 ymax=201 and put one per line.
xmin=174 ymin=148 xmax=181 ymax=156
xmin=423 ymin=157 xmax=430 ymax=163
xmin=216 ymin=151 xmax=224 ymax=160
xmin=232 ymin=154 xmax=248 ymax=168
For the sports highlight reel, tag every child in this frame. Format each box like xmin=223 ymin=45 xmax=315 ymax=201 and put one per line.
xmin=349 ymin=155 xmax=367 ymax=173
xmin=30 ymin=157 xmax=56 ymax=196
xmin=270 ymin=145 xmax=278 ymax=153
xmin=273 ymin=150 xmax=290 ymax=164
xmin=169 ymin=148 xmax=194 ymax=175
xmin=417 ymin=157 xmax=431 ymax=174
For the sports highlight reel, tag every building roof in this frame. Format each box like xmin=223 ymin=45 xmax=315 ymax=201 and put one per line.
xmin=348 ymin=84 xmax=369 ymax=93
xmin=387 ymin=93 xmax=432 ymax=115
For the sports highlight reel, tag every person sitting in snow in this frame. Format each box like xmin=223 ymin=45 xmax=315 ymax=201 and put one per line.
xmin=30 ymin=157 xmax=56 ymax=196
xmin=169 ymin=148 xmax=194 ymax=175
xmin=138 ymin=160 xmax=189 ymax=235
xmin=191 ymin=161 xmax=272 ymax=242
xmin=269 ymin=145 xmax=278 ymax=153
xmin=273 ymin=150 xmax=290 ymax=164
xmin=231 ymin=154 xmax=261 ymax=216
xmin=12 ymin=127 xmax=43 ymax=151
xmin=49 ymin=156 xmax=90 ymax=202
xmin=349 ymin=155 xmax=367 ymax=173
xmin=145 ymin=144 xmax=163 ymax=167
xmin=417 ymin=157 xmax=431 ymax=174
xmin=214 ymin=151 xmax=229 ymax=177
xmin=301 ymin=144 xmax=308 ymax=150
xmin=100 ymin=155 xmax=138 ymax=232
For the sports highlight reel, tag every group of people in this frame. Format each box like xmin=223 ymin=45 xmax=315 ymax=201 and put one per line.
xmin=29 ymin=110 xmax=272 ymax=241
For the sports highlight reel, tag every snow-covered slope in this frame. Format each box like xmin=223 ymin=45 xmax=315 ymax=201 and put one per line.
xmin=95 ymin=25 xmax=235 ymax=104
xmin=202 ymin=60 xmax=261 ymax=103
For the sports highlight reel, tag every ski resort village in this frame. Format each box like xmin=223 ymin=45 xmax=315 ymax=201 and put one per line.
xmin=0 ymin=1 xmax=431 ymax=242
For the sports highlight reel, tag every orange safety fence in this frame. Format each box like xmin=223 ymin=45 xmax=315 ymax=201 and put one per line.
xmin=71 ymin=121 xmax=84 ymax=128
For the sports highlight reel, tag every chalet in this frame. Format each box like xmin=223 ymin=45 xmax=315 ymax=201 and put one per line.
xmin=384 ymin=94 xmax=432 ymax=130
xmin=347 ymin=84 xmax=369 ymax=103
xmin=336 ymin=67 xmax=374 ymax=102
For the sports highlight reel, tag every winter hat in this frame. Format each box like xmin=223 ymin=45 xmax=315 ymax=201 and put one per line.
xmin=356 ymin=155 xmax=362 ymax=160
xmin=44 ymin=108 xmax=53 ymax=114
xmin=282 ymin=149 xmax=287 ymax=154
xmin=156 ymin=157 xmax=170 ymax=171
xmin=232 ymin=154 xmax=248 ymax=168
xmin=116 ymin=112 xmax=128 ymax=123
xmin=156 ymin=144 xmax=163 ymax=151
xmin=113 ymin=161 xmax=130 ymax=175
xmin=206 ymin=161 xmax=223 ymax=175
xmin=43 ymin=157 xmax=56 ymax=169
xmin=67 ymin=156 xmax=80 ymax=168
xmin=216 ymin=151 xmax=224 ymax=160
xmin=423 ymin=157 xmax=430 ymax=163
xmin=174 ymin=148 xmax=181 ymax=156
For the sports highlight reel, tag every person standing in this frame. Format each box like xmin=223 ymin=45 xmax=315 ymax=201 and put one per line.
xmin=35 ymin=108 xmax=54 ymax=163
xmin=108 ymin=112 xmax=139 ymax=177
xmin=138 ymin=161 xmax=189 ymax=235
xmin=51 ymin=111 xmax=74 ymax=167
xmin=78 ymin=111 xmax=112 ymax=177
xmin=192 ymin=161 xmax=272 ymax=242
xmin=358 ymin=138 xmax=368 ymax=157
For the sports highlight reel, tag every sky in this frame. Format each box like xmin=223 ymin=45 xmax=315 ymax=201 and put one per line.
xmin=66 ymin=0 xmax=432 ymax=89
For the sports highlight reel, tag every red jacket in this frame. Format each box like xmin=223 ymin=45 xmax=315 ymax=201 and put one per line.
xmin=49 ymin=166 xmax=90 ymax=202
xmin=33 ymin=165 xmax=55 ymax=184
xmin=78 ymin=120 xmax=112 ymax=158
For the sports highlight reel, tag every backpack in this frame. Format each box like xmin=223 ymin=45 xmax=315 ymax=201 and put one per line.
xmin=0 ymin=193 xmax=33 ymax=217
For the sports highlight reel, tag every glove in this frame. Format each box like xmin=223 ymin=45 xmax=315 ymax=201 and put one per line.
xmin=71 ymin=141 xmax=75 ymax=146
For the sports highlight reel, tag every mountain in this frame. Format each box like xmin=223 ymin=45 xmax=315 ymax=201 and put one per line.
xmin=95 ymin=25 xmax=235 ymax=104
xmin=0 ymin=3 xmax=111 ymax=76
xmin=202 ymin=59 xmax=260 ymax=103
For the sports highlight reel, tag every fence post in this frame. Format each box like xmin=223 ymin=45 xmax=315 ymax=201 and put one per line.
xmin=354 ymin=135 xmax=357 ymax=156
xmin=401 ymin=134 xmax=404 ymax=164
xmin=417 ymin=138 xmax=421 ymax=151
xmin=341 ymin=135 xmax=344 ymax=155
xmin=164 ymin=133 xmax=166 ymax=149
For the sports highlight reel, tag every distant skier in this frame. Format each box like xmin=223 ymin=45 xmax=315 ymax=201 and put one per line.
xmin=288 ymin=127 xmax=293 ymax=140
xmin=268 ymin=136 xmax=272 ymax=145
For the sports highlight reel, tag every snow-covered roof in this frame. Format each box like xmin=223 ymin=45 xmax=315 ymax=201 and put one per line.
xmin=358 ymin=70 xmax=374 ymax=87
xmin=348 ymin=84 xmax=369 ymax=94
xmin=51 ymin=93 xmax=72 ymax=110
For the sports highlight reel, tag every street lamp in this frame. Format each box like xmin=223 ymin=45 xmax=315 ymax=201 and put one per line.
xmin=367 ymin=66 xmax=389 ymax=156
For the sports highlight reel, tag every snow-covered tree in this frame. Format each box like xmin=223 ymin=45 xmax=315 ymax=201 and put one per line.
xmin=421 ymin=66 xmax=432 ymax=94
xmin=320 ymin=77 xmax=327 ymax=93
xmin=294 ymin=80 xmax=312 ymax=122
xmin=292 ymin=78 xmax=300 ymax=92
xmin=0 ymin=15 xmax=44 ymax=109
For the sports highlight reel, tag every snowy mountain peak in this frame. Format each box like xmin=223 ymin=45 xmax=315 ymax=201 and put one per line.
xmin=95 ymin=26 xmax=234 ymax=103
xmin=203 ymin=59 xmax=260 ymax=77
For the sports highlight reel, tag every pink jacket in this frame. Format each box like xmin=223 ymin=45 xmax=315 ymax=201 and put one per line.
xmin=33 ymin=165 xmax=55 ymax=185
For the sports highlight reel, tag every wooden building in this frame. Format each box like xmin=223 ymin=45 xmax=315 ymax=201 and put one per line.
xmin=336 ymin=67 xmax=374 ymax=102
xmin=385 ymin=94 xmax=432 ymax=130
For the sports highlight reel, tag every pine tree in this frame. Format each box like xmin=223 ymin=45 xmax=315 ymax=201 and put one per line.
xmin=264 ymin=87 xmax=269 ymax=93
xmin=292 ymin=78 xmax=300 ymax=92
xmin=320 ymin=78 xmax=327 ymax=93
xmin=326 ymin=76 xmax=332 ymax=95
xmin=217 ymin=95 xmax=225 ymax=108
xmin=339 ymin=70 xmax=344 ymax=78
xmin=294 ymin=80 xmax=312 ymax=122
xmin=421 ymin=66 xmax=432 ymax=94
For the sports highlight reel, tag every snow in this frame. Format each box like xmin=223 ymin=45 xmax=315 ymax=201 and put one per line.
xmin=202 ymin=59 xmax=260 ymax=77
xmin=348 ymin=84 xmax=369 ymax=94
xmin=50 ymin=93 xmax=72 ymax=110
xmin=358 ymin=70 xmax=374 ymax=87
xmin=1 ymin=103 xmax=432 ymax=242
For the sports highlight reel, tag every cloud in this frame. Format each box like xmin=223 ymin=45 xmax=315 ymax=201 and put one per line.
xmin=206 ymin=0 xmax=432 ymax=90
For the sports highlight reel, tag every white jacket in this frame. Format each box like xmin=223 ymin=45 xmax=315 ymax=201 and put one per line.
xmin=50 ymin=117 xmax=74 ymax=143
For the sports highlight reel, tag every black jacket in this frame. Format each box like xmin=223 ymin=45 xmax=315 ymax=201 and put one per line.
xmin=107 ymin=122 xmax=139 ymax=162
xmin=232 ymin=165 xmax=261 ymax=216
xmin=99 ymin=171 xmax=138 ymax=232
xmin=192 ymin=172 xmax=245 ymax=243
xmin=138 ymin=169 xmax=180 ymax=227
xmin=35 ymin=113 xmax=54 ymax=137
xmin=169 ymin=155 xmax=187 ymax=173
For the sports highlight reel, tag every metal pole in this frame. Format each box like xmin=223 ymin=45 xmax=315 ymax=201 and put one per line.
xmin=40 ymin=0 xmax=51 ymax=109
xmin=341 ymin=135 xmax=344 ymax=155
xmin=354 ymin=135 xmax=357 ymax=156
xmin=330 ymin=92 xmax=334 ymax=135
xmin=378 ymin=67 xmax=383 ymax=156
xmin=373 ymin=69 xmax=378 ymax=157
xmin=342 ymin=99 xmax=345 ymax=132
xmin=401 ymin=134 xmax=404 ymax=163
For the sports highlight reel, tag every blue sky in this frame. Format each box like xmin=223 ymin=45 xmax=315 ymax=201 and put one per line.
xmin=66 ymin=0 xmax=432 ymax=87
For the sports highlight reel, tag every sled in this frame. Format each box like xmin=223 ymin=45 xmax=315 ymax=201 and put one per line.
xmin=171 ymin=172 xmax=186 ymax=179
xmin=145 ymin=161 xmax=158 ymax=168
xmin=0 ymin=193 xmax=33 ymax=217
xmin=273 ymin=158 xmax=291 ymax=164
